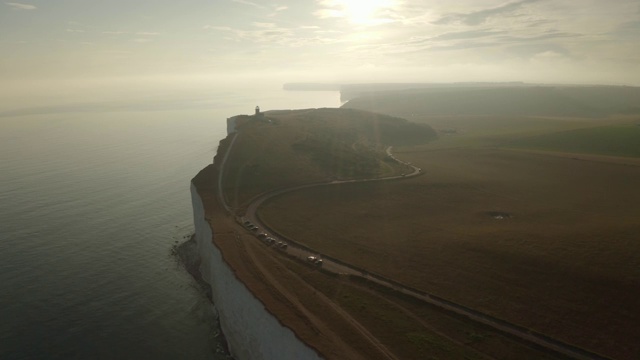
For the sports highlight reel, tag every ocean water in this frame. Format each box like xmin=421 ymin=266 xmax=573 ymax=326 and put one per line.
xmin=0 ymin=85 xmax=340 ymax=359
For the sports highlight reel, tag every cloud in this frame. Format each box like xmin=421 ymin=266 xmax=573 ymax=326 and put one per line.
xmin=267 ymin=4 xmax=289 ymax=17
xmin=433 ymin=0 xmax=540 ymax=26
xmin=136 ymin=32 xmax=160 ymax=36
xmin=313 ymin=0 xmax=398 ymax=25
xmin=506 ymin=42 xmax=572 ymax=58
xmin=203 ymin=22 xmax=339 ymax=47
xmin=417 ymin=29 xmax=575 ymax=45
xmin=203 ymin=25 xmax=233 ymax=31
xmin=431 ymin=29 xmax=507 ymax=42
xmin=610 ymin=20 xmax=640 ymax=40
xmin=66 ymin=29 xmax=85 ymax=33
xmin=356 ymin=27 xmax=581 ymax=59
xmin=5 ymin=2 xmax=36 ymax=10
xmin=314 ymin=8 xmax=344 ymax=19
xmin=524 ymin=19 xmax=554 ymax=28
xmin=231 ymin=0 xmax=265 ymax=9
xmin=252 ymin=22 xmax=277 ymax=28
xmin=102 ymin=31 xmax=126 ymax=35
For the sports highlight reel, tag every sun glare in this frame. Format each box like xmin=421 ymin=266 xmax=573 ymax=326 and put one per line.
xmin=329 ymin=0 xmax=396 ymax=25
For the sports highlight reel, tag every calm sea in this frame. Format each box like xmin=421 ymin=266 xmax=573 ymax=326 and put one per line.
xmin=0 ymin=85 xmax=340 ymax=359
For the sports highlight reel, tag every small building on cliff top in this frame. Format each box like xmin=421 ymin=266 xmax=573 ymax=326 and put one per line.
xmin=227 ymin=107 xmax=266 ymax=134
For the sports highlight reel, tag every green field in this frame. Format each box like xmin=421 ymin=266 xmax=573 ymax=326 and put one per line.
xmin=505 ymin=123 xmax=640 ymax=157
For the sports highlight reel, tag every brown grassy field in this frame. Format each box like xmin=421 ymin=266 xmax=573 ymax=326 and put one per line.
xmin=276 ymin=252 xmax=563 ymax=360
xmin=196 ymin=163 xmax=560 ymax=360
xmin=217 ymin=104 xmax=640 ymax=359
xmin=258 ymin=125 xmax=640 ymax=359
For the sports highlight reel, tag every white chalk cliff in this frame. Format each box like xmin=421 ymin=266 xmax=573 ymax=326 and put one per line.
xmin=190 ymin=183 xmax=323 ymax=360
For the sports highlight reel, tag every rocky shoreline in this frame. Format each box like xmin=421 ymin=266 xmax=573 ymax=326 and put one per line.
xmin=174 ymin=235 xmax=233 ymax=359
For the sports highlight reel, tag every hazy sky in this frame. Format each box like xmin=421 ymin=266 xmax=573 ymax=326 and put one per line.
xmin=2 ymin=0 xmax=640 ymax=87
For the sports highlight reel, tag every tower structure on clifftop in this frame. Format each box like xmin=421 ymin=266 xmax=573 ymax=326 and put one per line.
xmin=255 ymin=106 xmax=260 ymax=115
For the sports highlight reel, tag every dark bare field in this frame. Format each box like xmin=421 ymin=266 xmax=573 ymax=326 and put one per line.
xmin=259 ymin=146 xmax=640 ymax=360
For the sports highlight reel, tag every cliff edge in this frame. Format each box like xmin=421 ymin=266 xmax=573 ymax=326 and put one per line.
xmin=191 ymin=160 xmax=390 ymax=360
xmin=190 ymin=108 xmax=437 ymax=360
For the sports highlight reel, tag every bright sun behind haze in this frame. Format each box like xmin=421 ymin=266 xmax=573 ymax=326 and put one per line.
xmin=1 ymin=0 xmax=639 ymax=105
xmin=315 ymin=0 xmax=396 ymax=25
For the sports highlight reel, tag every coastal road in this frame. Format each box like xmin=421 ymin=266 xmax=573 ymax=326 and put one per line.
xmin=220 ymin=139 xmax=609 ymax=360
xmin=242 ymin=145 xmax=420 ymax=276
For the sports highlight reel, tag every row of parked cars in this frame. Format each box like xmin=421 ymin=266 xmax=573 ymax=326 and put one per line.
xmin=243 ymin=220 xmax=288 ymax=250
xmin=242 ymin=219 xmax=323 ymax=266
xmin=306 ymin=256 xmax=323 ymax=266
xmin=257 ymin=233 xmax=288 ymax=249
xmin=243 ymin=220 xmax=260 ymax=232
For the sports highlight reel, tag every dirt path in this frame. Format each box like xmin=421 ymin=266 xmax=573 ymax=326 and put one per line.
xmin=239 ymin=233 xmax=398 ymax=360
xmin=352 ymin=283 xmax=498 ymax=360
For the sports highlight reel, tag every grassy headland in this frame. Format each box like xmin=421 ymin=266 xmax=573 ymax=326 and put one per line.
xmin=254 ymin=85 xmax=640 ymax=359
xmin=220 ymin=108 xmax=436 ymax=210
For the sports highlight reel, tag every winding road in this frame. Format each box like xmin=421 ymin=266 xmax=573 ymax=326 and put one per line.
xmin=217 ymin=134 xmax=610 ymax=360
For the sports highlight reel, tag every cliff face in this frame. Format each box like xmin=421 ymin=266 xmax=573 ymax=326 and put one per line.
xmin=226 ymin=116 xmax=237 ymax=134
xmin=190 ymin=182 xmax=323 ymax=360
